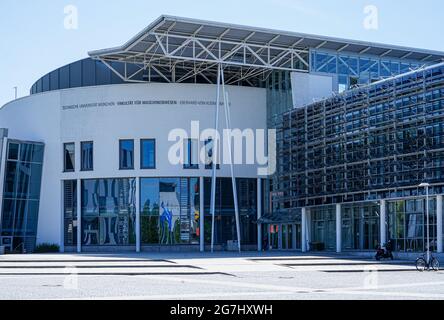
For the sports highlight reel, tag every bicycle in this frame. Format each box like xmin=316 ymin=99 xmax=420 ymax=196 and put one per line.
xmin=416 ymin=252 xmax=440 ymax=272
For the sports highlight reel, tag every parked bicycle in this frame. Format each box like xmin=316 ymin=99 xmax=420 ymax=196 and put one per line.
xmin=416 ymin=252 xmax=440 ymax=272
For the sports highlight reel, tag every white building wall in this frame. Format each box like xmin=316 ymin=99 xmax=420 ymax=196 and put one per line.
xmin=0 ymin=83 xmax=267 ymax=247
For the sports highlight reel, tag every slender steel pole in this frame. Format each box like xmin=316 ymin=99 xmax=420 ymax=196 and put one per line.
xmin=221 ymin=70 xmax=241 ymax=252
xmin=210 ymin=64 xmax=221 ymax=253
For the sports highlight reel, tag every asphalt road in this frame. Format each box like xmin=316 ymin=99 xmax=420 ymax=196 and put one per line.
xmin=0 ymin=252 xmax=443 ymax=300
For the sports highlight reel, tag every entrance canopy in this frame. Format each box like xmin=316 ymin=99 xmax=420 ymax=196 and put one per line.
xmin=89 ymin=15 xmax=444 ymax=86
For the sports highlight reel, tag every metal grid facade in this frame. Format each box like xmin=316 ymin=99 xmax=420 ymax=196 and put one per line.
xmin=273 ymin=63 xmax=444 ymax=211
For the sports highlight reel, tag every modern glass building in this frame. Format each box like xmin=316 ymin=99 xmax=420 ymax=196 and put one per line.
xmin=0 ymin=15 xmax=443 ymax=253
xmin=273 ymin=63 xmax=444 ymax=253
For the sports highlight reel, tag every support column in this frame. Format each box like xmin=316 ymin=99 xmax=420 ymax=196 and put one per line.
xmin=76 ymin=179 xmax=81 ymax=253
xmin=437 ymin=195 xmax=443 ymax=253
xmin=380 ymin=200 xmax=387 ymax=246
xmin=336 ymin=204 xmax=342 ymax=253
xmin=200 ymin=177 xmax=205 ymax=252
xmin=135 ymin=178 xmax=140 ymax=253
xmin=257 ymin=178 xmax=262 ymax=251
xmin=301 ymin=207 xmax=307 ymax=252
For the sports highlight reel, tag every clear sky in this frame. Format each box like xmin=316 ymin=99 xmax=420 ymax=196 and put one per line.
xmin=1 ymin=0 xmax=443 ymax=107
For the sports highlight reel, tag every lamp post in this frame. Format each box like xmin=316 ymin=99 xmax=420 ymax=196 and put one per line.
xmin=419 ymin=182 xmax=430 ymax=264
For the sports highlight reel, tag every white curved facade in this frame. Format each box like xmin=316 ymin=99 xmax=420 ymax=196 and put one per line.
xmin=0 ymin=83 xmax=266 ymax=251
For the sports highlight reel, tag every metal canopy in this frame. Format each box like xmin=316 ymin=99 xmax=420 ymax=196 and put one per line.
xmin=88 ymin=15 xmax=444 ymax=85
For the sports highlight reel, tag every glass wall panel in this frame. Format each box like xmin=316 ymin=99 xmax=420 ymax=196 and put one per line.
xmin=81 ymin=178 xmax=136 ymax=246
xmin=63 ymin=180 xmax=77 ymax=246
xmin=310 ymin=206 xmax=336 ymax=250
xmin=341 ymin=203 xmax=380 ymax=251
xmin=140 ymin=178 xmax=200 ymax=245
xmin=204 ymin=178 xmax=257 ymax=246
xmin=388 ymin=198 xmax=437 ymax=252
xmin=1 ymin=141 xmax=44 ymax=252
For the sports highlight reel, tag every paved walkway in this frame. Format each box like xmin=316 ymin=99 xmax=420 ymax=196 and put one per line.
xmin=0 ymin=252 xmax=443 ymax=300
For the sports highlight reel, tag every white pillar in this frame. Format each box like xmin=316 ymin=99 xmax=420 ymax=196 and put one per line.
xmin=336 ymin=204 xmax=341 ymax=253
xmin=257 ymin=178 xmax=262 ymax=251
xmin=77 ymin=179 xmax=81 ymax=253
xmin=200 ymin=177 xmax=205 ymax=252
xmin=135 ymin=178 xmax=140 ymax=253
xmin=380 ymin=200 xmax=387 ymax=246
xmin=437 ymin=195 xmax=443 ymax=253
xmin=301 ymin=207 xmax=307 ymax=252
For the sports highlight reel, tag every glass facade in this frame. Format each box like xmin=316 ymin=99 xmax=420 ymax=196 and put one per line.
xmin=274 ymin=63 xmax=444 ymax=209
xmin=1 ymin=141 xmax=44 ymax=252
xmin=81 ymin=178 xmax=136 ymax=246
xmin=140 ymin=178 xmax=200 ymax=245
xmin=204 ymin=178 xmax=257 ymax=246
xmin=311 ymin=49 xmax=427 ymax=91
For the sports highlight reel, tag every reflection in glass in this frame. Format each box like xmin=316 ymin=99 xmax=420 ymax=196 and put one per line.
xmin=81 ymin=178 xmax=136 ymax=246
xmin=119 ymin=140 xmax=134 ymax=170
xmin=141 ymin=139 xmax=156 ymax=169
xmin=1 ymin=141 xmax=44 ymax=252
xmin=81 ymin=141 xmax=93 ymax=171
xmin=64 ymin=143 xmax=75 ymax=172
xmin=140 ymin=178 xmax=200 ymax=245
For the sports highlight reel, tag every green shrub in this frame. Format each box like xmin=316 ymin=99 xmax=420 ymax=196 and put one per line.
xmin=34 ymin=243 xmax=60 ymax=253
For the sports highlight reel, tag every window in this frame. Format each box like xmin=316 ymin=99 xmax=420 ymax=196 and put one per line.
xmin=141 ymin=139 xmax=156 ymax=169
xmin=81 ymin=141 xmax=93 ymax=171
xmin=119 ymin=140 xmax=134 ymax=170
xmin=63 ymin=143 xmax=75 ymax=172
xmin=184 ymin=139 xmax=199 ymax=169
xmin=204 ymin=139 xmax=220 ymax=170
xmin=8 ymin=143 xmax=19 ymax=160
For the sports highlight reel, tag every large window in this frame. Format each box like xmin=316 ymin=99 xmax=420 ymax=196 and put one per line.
xmin=203 ymin=178 xmax=257 ymax=246
xmin=140 ymin=178 xmax=200 ymax=245
xmin=141 ymin=139 xmax=156 ymax=169
xmin=119 ymin=140 xmax=134 ymax=170
xmin=81 ymin=141 xmax=93 ymax=171
xmin=388 ymin=199 xmax=437 ymax=252
xmin=81 ymin=178 xmax=136 ymax=246
xmin=341 ymin=203 xmax=380 ymax=251
xmin=1 ymin=141 xmax=44 ymax=253
xmin=64 ymin=143 xmax=75 ymax=172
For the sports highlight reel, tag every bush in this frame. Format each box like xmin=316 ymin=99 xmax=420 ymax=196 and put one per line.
xmin=34 ymin=243 xmax=60 ymax=253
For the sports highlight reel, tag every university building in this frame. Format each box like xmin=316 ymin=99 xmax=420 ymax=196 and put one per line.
xmin=0 ymin=16 xmax=443 ymax=253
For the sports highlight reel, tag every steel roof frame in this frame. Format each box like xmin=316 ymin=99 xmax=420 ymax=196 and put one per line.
xmin=89 ymin=15 xmax=444 ymax=85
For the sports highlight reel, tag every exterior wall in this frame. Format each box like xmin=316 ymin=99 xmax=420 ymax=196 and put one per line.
xmin=0 ymin=83 xmax=267 ymax=248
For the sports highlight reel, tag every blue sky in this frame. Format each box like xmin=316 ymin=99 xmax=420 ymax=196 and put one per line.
xmin=1 ymin=0 xmax=443 ymax=107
